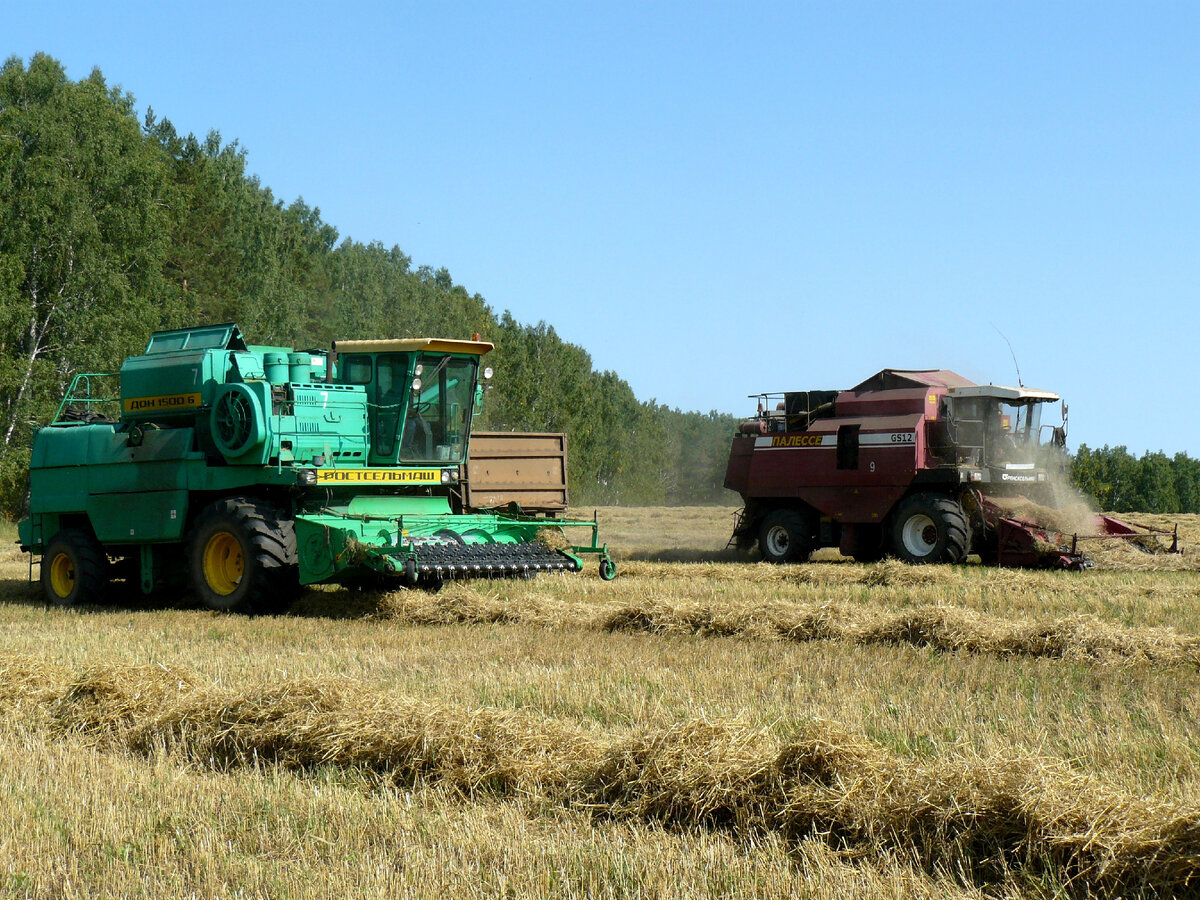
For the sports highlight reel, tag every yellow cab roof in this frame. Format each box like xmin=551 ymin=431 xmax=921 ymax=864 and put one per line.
xmin=332 ymin=338 xmax=494 ymax=356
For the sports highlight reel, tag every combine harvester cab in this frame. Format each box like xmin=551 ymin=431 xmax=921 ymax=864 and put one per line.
xmin=724 ymin=369 xmax=1179 ymax=569
xmin=18 ymin=324 xmax=615 ymax=613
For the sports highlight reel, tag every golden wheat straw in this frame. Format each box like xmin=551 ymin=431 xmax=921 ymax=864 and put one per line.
xmin=363 ymin=579 xmax=1200 ymax=668
xmin=0 ymin=514 xmax=1196 ymax=897
xmin=0 ymin=656 xmax=1196 ymax=894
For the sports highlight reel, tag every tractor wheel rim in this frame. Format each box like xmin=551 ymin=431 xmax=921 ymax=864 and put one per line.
xmin=49 ymin=552 xmax=75 ymax=598
xmin=901 ymin=514 xmax=938 ymax=557
xmin=766 ymin=525 xmax=790 ymax=556
xmin=203 ymin=531 xmax=244 ymax=596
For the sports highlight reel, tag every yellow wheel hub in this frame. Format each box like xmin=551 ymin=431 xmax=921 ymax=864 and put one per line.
xmin=48 ymin=552 xmax=75 ymax=599
xmin=203 ymin=531 xmax=244 ymax=596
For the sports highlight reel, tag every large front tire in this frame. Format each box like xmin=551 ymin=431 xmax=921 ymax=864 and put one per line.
xmin=888 ymin=494 xmax=969 ymax=564
xmin=758 ymin=509 xmax=813 ymax=564
xmin=42 ymin=529 xmax=109 ymax=607
xmin=188 ymin=498 xmax=298 ymax=614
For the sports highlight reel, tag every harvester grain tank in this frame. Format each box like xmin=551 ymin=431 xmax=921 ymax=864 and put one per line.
xmin=18 ymin=324 xmax=615 ymax=612
xmin=724 ymin=369 xmax=1178 ymax=567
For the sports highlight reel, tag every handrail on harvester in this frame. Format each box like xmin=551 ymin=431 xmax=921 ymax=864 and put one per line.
xmin=51 ymin=372 xmax=120 ymax=425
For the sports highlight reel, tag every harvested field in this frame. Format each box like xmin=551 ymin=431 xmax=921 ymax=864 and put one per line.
xmin=0 ymin=510 xmax=1198 ymax=898
xmin=363 ymin=578 xmax=1200 ymax=667
xmin=1 ymin=656 xmax=1197 ymax=896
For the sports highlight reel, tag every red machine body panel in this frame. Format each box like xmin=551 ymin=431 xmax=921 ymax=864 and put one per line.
xmin=849 ymin=369 xmax=975 ymax=391
xmin=743 ymin=412 xmax=924 ymax=521
xmin=833 ymin=388 xmax=931 ymax=419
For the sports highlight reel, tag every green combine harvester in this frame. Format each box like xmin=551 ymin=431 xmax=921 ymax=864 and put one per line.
xmin=17 ymin=324 xmax=615 ymax=612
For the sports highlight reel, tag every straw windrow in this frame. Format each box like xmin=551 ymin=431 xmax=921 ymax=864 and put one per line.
xmin=366 ymin=585 xmax=1200 ymax=667
xmin=1 ymin=655 xmax=1196 ymax=895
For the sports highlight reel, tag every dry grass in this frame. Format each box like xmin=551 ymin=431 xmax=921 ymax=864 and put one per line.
xmin=604 ymin=597 xmax=1200 ymax=666
xmin=0 ymin=511 xmax=1198 ymax=897
xmin=0 ymin=656 xmax=1196 ymax=896
xmin=368 ymin=576 xmax=1200 ymax=668
xmin=0 ymin=720 xmax=996 ymax=900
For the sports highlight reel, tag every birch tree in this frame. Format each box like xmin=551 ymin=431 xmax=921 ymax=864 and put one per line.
xmin=0 ymin=54 xmax=173 ymax=510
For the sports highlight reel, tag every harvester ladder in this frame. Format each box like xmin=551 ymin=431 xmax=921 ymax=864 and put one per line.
xmin=28 ymin=516 xmax=41 ymax=587
xmin=726 ymin=508 xmax=748 ymax=550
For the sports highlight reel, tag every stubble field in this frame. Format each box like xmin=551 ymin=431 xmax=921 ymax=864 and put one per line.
xmin=0 ymin=508 xmax=1198 ymax=899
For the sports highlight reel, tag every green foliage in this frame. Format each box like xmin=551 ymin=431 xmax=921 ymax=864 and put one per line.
xmin=658 ymin=407 xmax=739 ymax=505
xmin=0 ymin=54 xmax=738 ymax=515
xmin=1173 ymin=452 xmax=1200 ymax=513
xmin=476 ymin=315 xmax=739 ymax=505
xmin=0 ymin=54 xmax=178 ymax=512
xmin=1071 ymin=445 xmax=1200 ymax=514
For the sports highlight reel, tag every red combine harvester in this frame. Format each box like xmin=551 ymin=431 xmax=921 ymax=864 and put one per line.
xmin=724 ymin=369 xmax=1179 ymax=569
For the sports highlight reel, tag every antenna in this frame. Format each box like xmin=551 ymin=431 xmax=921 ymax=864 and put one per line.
xmin=991 ymin=323 xmax=1023 ymax=387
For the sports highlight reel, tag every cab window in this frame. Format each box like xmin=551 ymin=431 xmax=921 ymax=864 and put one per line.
xmin=374 ymin=355 xmax=410 ymax=456
xmin=341 ymin=355 xmax=373 ymax=385
xmin=399 ymin=355 xmax=477 ymax=463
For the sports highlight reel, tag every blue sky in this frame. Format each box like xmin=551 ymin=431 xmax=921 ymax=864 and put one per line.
xmin=9 ymin=1 xmax=1198 ymax=455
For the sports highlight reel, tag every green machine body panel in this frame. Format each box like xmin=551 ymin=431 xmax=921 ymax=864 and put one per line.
xmin=19 ymin=323 xmax=614 ymax=603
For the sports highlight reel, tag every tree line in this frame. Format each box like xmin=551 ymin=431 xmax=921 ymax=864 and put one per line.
xmin=1071 ymin=445 xmax=1200 ymax=515
xmin=0 ymin=53 xmax=735 ymax=515
xmin=0 ymin=54 xmax=1194 ymax=519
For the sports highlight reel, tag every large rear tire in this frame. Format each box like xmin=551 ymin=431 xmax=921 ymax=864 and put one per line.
xmin=188 ymin=498 xmax=298 ymax=614
xmin=888 ymin=494 xmax=969 ymax=564
xmin=42 ymin=529 xmax=109 ymax=607
xmin=758 ymin=509 xmax=813 ymax=564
